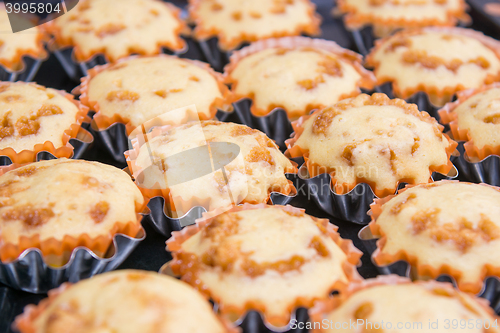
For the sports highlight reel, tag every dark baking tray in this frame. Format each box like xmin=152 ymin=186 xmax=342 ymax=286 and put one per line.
xmin=0 ymin=0 xmax=498 ymax=332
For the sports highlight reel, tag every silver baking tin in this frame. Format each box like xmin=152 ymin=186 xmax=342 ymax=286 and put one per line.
xmin=358 ymin=225 xmax=500 ymax=312
xmin=351 ymin=28 xmax=375 ymax=56
xmin=53 ymin=46 xmax=189 ymax=82
xmin=195 ymin=37 xmax=232 ymax=72
xmin=91 ymin=110 xmax=237 ymax=165
xmin=144 ymin=180 xmax=297 ymax=237
xmin=0 ymin=56 xmax=44 ymax=82
xmin=232 ymin=98 xmax=294 ymax=151
xmin=0 ymin=228 xmax=145 ymax=294
xmin=451 ymin=141 xmax=500 ymax=186
xmin=296 ymin=163 xmax=458 ymax=224
xmin=0 ymin=125 xmax=94 ymax=166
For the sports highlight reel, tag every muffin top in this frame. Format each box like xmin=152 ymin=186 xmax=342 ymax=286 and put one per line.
xmin=189 ymin=0 xmax=321 ymax=51
xmin=0 ymin=82 xmax=82 ymax=153
xmin=46 ymin=0 xmax=186 ymax=62
xmin=439 ymin=84 xmax=500 ymax=161
xmin=130 ymin=121 xmax=295 ymax=215
xmin=0 ymin=159 xmax=144 ymax=252
xmin=225 ymin=37 xmax=376 ymax=119
xmin=168 ymin=204 xmax=361 ymax=326
xmin=366 ymin=28 xmax=500 ymax=106
xmin=0 ymin=6 xmax=47 ymax=71
xmin=287 ymin=94 xmax=455 ymax=197
xmin=83 ymin=56 xmax=227 ymax=130
xmin=337 ymin=0 xmax=469 ymax=35
xmin=313 ymin=277 xmax=499 ymax=333
xmin=16 ymin=270 xmax=230 ymax=333
xmin=370 ymin=181 xmax=500 ymax=293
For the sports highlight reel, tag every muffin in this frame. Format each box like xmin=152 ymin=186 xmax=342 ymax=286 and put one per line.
xmin=286 ymin=93 xmax=456 ymax=198
xmin=126 ymin=120 xmax=296 ymax=217
xmin=0 ymin=158 xmax=145 ymax=266
xmin=336 ymin=0 xmax=470 ymax=38
xmin=310 ymin=275 xmax=500 ymax=333
xmin=166 ymin=204 xmax=362 ymax=327
xmin=188 ymin=0 xmax=321 ymax=51
xmin=43 ymin=0 xmax=186 ymax=63
xmin=439 ymin=83 xmax=500 ymax=162
xmin=15 ymin=270 xmax=235 ymax=333
xmin=224 ymin=36 xmax=376 ymax=119
xmin=0 ymin=82 xmax=89 ymax=164
xmin=369 ymin=180 xmax=500 ymax=293
xmin=78 ymin=55 xmax=230 ymax=135
xmin=365 ymin=27 xmax=500 ymax=107
xmin=0 ymin=5 xmax=48 ymax=74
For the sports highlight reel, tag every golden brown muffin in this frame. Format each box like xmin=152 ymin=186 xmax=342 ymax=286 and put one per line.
xmin=78 ymin=55 xmax=229 ymax=134
xmin=439 ymin=83 xmax=500 ymax=162
xmin=309 ymin=276 xmax=500 ymax=333
xmin=0 ymin=82 xmax=88 ymax=163
xmin=336 ymin=0 xmax=469 ymax=37
xmin=369 ymin=180 xmax=500 ymax=293
xmin=126 ymin=121 xmax=296 ymax=217
xmin=286 ymin=93 xmax=456 ymax=197
xmin=44 ymin=0 xmax=186 ymax=62
xmin=167 ymin=204 xmax=362 ymax=327
xmin=0 ymin=159 xmax=145 ymax=266
xmin=189 ymin=0 xmax=321 ymax=51
xmin=0 ymin=5 xmax=48 ymax=71
xmin=15 ymin=270 xmax=235 ymax=333
xmin=365 ymin=27 xmax=500 ymax=106
xmin=224 ymin=36 xmax=376 ymax=119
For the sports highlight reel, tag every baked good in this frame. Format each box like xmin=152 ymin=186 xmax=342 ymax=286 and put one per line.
xmin=44 ymin=0 xmax=186 ymax=62
xmin=0 ymin=158 xmax=145 ymax=266
xmin=310 ymin=275 xmax=500 ymax=333
xmin=167 ymin=204 xmax=362 ymax=326
xmin=336 ymin=0 xmax=470 ymax=37
xmin=78 ymin=55 xmax=229 ymax=133
xmin=369 ymin=180 xmax=500 ymax=293
xmin=126 ymin=121 xmax=296 ymax=216
xmin=0 ymin=5 xmax=48 ymax=72
xmin=188 ymin=0 xmax=321 ymax=51
xmin=224 ymin=36 xmax=376 ymax=119
xmin=439 ymin=83 xmax=500 ymax=162
xmin=365 ymin=27 xmax=500 ymax=106
xmin=0 ymin=82 xmax=88 ymax=163
xmin=286 ymin=93 xmax=456 ymax=197
xmin=15 ymin=270 xmax=234 ymax=333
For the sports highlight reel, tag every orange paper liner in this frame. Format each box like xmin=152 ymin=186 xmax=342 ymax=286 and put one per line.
xmin=308 ymin=275 xmax=497 ymax=332
xmin=336 ymin=0 xmax=470 ymax=36
xmin=365 ymin=27 xmax=500 ymax=107
xmin=166 ymin=203 xmax=363 ymax=327
xmin=439 ymin=83 xmax=500 ymax=162
xmin=0 ymin=83 xmax=90 ymax=164
xmin=125 ymin=124 xmax=298 ymax=217
xmin=14 ymin=280 xmax=240 ymax=333
xmin=285 ymin=93 xmax=457 ymax=198
xmin=41 ymin=2 xmax=187 ymax=63
xmin=0 ymin=162 xmax=148 ymax=266
xmin=367 ymin=181 xmax=500 ymax=294
xmin=223 ymin=36 xmax=377 ymax=119
xmin=188 ymin=0 xmax=322 ymax=51
xmin=76 ymin=54 xmax=232 ymax=135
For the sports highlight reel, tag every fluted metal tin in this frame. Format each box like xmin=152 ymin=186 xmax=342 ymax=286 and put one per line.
xmin=0 ymin=228 xmax=145 ymax=294
xmin=451 ymin=141 xmax=500 ymax=186
xmin=232 ymin=99 xmax=294 ymax=151
xmin=351 ymin=27 xmax=375 ymax=56
xmin=195 ymin=37 xmax=232 ymax=72
xmin=358 ymin=225 xmax=500 ymax=312
xmin=0 ymin=125 xmax=94 ymax=166
xmin=145 ymin=182 xmax=298 ymax=237
xmin=296 ymin=163 xmax=458 ymax=224
xmin=0 ymin=56 xmax=44 ymax=82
